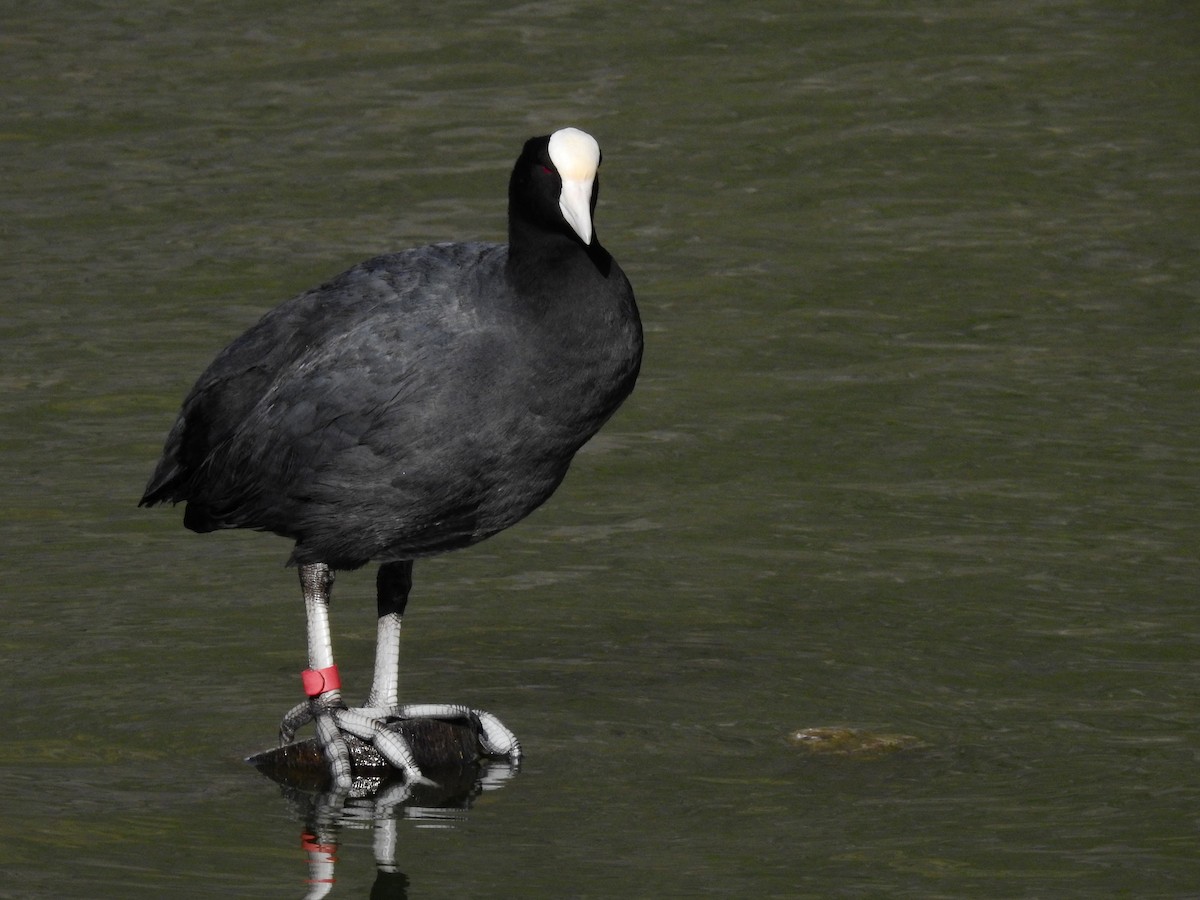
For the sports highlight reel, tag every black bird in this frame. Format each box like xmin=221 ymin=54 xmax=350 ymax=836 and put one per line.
xmin=140 ymin=127 xmax=642 ymax=786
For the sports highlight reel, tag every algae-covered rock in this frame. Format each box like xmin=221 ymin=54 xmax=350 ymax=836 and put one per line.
xmin=788 ymin=726 xmax=926 ymax=758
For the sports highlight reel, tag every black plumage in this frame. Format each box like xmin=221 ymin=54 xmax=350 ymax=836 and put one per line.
xmin=141 ymin=131 xmax=642 ymax=571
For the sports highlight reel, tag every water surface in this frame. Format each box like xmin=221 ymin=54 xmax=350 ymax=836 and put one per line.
xmin=2 ymin=1 xmax=1198 ymax=896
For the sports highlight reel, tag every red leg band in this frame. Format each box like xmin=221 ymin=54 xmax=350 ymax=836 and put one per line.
xmin=301 ymin=832 xmax=338 ymax=856
xmin=301 ymin=664 xmax=341 ymax=697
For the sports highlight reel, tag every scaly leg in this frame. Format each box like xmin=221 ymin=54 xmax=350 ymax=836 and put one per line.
xmin=295 ymin=563 xmax=353 ymax=788
xmin=364 ymin=561 xmax=410 ymax=713
xmin=279 ymin=562 xmax=428 ymax=786
xmin=364 ymin=562 xmax=521 ymax=759
xmin=279 ymin=560 xmax=520 ymax=784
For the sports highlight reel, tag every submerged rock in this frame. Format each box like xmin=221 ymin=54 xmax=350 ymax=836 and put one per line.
xmin=788 ymin=726 xmax=926 ymax=758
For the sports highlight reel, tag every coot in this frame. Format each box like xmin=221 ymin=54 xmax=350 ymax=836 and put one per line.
xmin=141 ymin=127 xmax=642 ymax=786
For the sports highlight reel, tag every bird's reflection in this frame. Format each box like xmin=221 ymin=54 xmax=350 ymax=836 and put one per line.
xmin=249 ymin=720 xmax=518 ymax=898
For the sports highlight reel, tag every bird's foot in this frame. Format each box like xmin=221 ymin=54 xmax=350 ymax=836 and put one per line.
xmin=279 ymin=696 xmax=431 ymax=787
xmin=278 ymin=698 xmax=521 ymax=788
xmin=394 ymin=703 xmax=522 ymax=760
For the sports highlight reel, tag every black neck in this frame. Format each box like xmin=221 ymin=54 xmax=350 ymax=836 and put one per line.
xmin=505 ymin=219 xmax=613 ymax=297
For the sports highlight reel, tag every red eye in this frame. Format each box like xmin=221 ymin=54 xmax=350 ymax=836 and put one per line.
xmin=541 ymin=164 xmax=553 ymax=174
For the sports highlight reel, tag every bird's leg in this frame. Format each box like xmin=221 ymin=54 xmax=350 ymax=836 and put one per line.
xmin=289 ymin=562 xmax=354 ymax=788
xmin=371 ymin=562 xmax=522 ymax=761
xmin=275 ymin=562 xmax=429 ymax=785
xmin=350 ymin=560 xmax=521 ymax=766
xmin=280 ymin=560 xmax=518 ymax=784
xmin=313 ymin=560 xmax=428 ymax=785
xmin=272 ymin=562 xmax=423 ymax=785
xmin=278 ymin=563 xmax=341 ymax=743
xmin=363 ymin=560 xmax=412 ymax=713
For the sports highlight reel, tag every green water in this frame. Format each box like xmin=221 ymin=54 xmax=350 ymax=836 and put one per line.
xmin=3 ymin=1 xmax=1198 ymax=896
